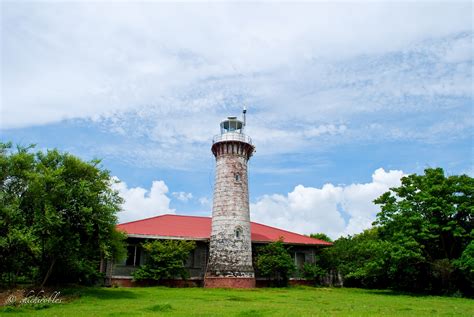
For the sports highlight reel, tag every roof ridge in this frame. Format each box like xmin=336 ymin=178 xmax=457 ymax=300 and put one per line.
xmin=118 ymin=214 xmax=168 ymax=226
xmin=250 ymin=220 xmax=332 ymax=245
xmin=170 ymin=214 xmax=211 ymax=219
xmin=118 ymin=213 xmax=211 ymax=226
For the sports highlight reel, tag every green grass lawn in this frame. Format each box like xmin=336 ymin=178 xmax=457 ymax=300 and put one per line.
xmin=1 ymin=286 xmax=473 ymax=317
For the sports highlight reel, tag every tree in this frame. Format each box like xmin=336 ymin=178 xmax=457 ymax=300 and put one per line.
xmin=319 ymin=228 xmax=392 ymax=288
xmin=132 ymin=240 xmax=196 ymax=282
xmin=310 ymin=233 xmax=333 ymax=243
xmin=316 ymin=168 xmax=473 ymax=295
xmin=255 ymin=239 xmax=295 ymax=287
xmin=0 ymin=143 xmax=126 ymax=287
xmin=454 ymin=240 xmax=474 ymax=293
xmin=373 ymin=168 xmax=473 ymax=294
xmin=0 ymin=143 xmax=37 ymax=286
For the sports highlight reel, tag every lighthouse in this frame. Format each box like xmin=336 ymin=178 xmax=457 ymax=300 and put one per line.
xmin=204 ymin=108 xmax=256 ymax=288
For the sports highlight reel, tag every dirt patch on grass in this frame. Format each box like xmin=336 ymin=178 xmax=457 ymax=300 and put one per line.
xmin=0 ymin=288 xmax=24 ymax=306
xmin=0 ymin=286 xmax=77 ymax=306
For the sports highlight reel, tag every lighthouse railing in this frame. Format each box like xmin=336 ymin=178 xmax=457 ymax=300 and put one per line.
xmin=212 ymin=132 xmax=252 ymax=145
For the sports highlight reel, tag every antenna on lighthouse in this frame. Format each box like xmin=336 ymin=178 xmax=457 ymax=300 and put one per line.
xmin=242 ymin=106 xmax=247 ymax=127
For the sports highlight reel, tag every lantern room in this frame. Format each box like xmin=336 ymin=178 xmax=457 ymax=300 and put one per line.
xmin=220 ymin=116 xmax=244 ymax=134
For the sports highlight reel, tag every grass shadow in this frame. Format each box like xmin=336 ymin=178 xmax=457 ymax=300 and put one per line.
xmin=237 ymin=309 xmax=265 ymax=317
xmin=81 ymin=288 xmax=139 ymax=300
xmin=365 ymin=289 xmax=438 ymax=298
xmin=145 ymin=303 xmax=174 ymax=312
xmin=226 ymin=296 xmax=253 ymax=302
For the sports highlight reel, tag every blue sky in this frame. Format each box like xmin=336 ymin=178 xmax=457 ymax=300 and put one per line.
xmin=1 ymin=1 xmax=472 ymax=238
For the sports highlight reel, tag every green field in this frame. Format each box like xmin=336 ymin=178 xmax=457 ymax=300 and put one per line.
xmin=1 ymin=286 xmax=473 ymax=316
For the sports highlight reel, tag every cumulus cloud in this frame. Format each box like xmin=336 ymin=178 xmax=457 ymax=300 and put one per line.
xmin=250 ymin=168 xmax=404 ymax=239
xmin=112 ymin=178 xmax=175 ymax=223
xmin=172 ymin=191 xmax=193 ymax=202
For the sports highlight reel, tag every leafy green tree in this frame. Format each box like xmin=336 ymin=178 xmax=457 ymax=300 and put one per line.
xmin=0 ymin=142 xmax=126 ymax=287
xmin=453 ymin=240 xmax=474 ymax=295
xmin=307 ymin=168 xmax=472 ymax=294
xmin=374 ymin=168 xmax=472 ymax=261
xmin=255 ymin=239 xmax=295 ymax=287
xmin=309 ymin=233 xmax=333 ymax=243
xmin=132 ymin=240 xmax=196 ymax=282
xmin=318 ymin=228 xmax=429 ymax=290
xmin=374 ymin=168 xmax=473 ymax=293
xmin=0 ymin=143 xmax=38 ymax=286
xmin=455 ymin=241 xmax=474 ymax=277
xmin=320 ymin=228 xmax=390 ymax=288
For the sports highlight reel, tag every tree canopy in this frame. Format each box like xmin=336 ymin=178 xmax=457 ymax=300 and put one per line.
xmin=375 ymin=168 xmax=472 ymax=260
xmin=0 ymin=142 xmax=126 ymax=287
xmin=310 ymin=233 xmax=333 ymax=243
xmin=374 ymin=167 xmax=473 ymax=293
xmin=319 ymin=168 xmax=473 ymax=295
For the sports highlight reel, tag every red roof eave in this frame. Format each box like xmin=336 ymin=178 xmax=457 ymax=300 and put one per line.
xmin=117 ymin=214 xmax=332 ymax=246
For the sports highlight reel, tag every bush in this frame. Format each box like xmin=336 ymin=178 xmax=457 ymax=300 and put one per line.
xmin=255 ymin=239 xmax=295 ymax=287
xmin=132 ymin=240 xmax=196 ymax=282
xmin=302 ymin=263 xmax=326 ymax=285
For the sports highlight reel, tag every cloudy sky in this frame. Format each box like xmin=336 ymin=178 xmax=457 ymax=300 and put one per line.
xmin=1 ymin=1 xmax=472 ymax=239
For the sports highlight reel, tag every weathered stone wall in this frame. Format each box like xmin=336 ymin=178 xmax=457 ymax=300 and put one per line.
xmin=206 ymin=141 xmax=255 ymax=278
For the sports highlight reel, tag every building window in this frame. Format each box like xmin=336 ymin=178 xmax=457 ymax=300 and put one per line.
xmin=235 ymin=227 xmax=243 ymax=239
xmin=184 ymin=250 xmax=194 ymax=268
xmin=235 ymin=173 xmax=241 ymax=182
xmin=193 ymin=247 xmax=204 ymax=268
xmin=295 ymin=252 xmax=305 ymax=270
xmin=125 ymin=245 xmax=141 ymax=267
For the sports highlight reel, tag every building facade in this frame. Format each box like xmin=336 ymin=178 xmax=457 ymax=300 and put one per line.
xmin=107 ymin=214 xmax=331 ymax=287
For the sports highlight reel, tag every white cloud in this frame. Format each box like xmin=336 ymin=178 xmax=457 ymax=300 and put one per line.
xmin=2 ymin=2 xmax=471 ymax=128
xmin=250 ymin=168 xmax=404 ymax=239
xmin=112 ymin=178 xmax=175 ymax=223
xmin=303 ymin=124 xmax=347 ymax=138
xmin=442 ymin=36 xmax=472 ymax=63
xmin=199 ymin=197 xmax=211 ymax=206
xmin=1 ymin=2 xmax=471 ymax=170
xmin=172 ymin=191 xmax=193 ymax=202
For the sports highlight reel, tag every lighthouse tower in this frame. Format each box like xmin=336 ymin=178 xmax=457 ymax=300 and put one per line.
xmin=204 ymin=109 xmax=256 ymax=288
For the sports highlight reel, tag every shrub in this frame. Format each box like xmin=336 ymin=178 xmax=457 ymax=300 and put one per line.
xmin=132 ymin=240 xmax=196 ymax=282
xmin=255 ymin=239 xmax=295 ymax=287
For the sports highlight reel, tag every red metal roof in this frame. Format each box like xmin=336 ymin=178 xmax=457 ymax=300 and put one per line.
xmin=117 ymin=214 xmax=332 ymax=246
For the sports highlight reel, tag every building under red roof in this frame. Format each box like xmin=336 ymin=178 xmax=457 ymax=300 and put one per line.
xmin=117 ymin=214 xmax=331 ymax=246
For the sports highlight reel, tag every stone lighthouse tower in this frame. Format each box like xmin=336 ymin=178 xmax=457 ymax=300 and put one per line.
xmin=204 ymin=109 xmax=256 ymax=288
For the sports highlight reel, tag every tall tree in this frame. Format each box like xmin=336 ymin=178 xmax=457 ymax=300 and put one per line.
xmin=375 ymin=168 xmax=472 ymax=260
xmin=0 ymin=143 xmax=126 ymax=286
xmin=318 ymin=168 xmax=473 ymax=295
xmin=0 ymin=143 xmax=38 ymax=286
xmin=374 ymin=168 xmax=473 ymax=293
